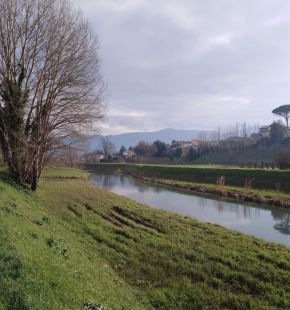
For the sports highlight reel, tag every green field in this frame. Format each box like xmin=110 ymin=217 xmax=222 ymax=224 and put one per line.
xmin=89 ymin=163 xmax=290 ymax=193
xmin=0 ymin=166 xmax=290 ymax=309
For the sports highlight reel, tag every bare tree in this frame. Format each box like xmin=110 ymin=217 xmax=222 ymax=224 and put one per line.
xmin=217 ymin=126 xmax=221 ymax=143
xmin=198 ymin=132 xmax=208 ymax=141
xmin=0 ymin=0 xmax=104 ymax=190
xmin=242 ymin=122 xmax=248 ymax=138
xmin=134 ymin=141 xmax=156 ymax=158
xmin=234 ymin=122 xmax=240 ymax=137
xmin=100 ymin=137 xmax=115 ymax=161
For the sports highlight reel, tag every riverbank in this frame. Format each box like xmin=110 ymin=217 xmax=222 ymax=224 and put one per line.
xmin=0 ymin=166 xmax=290 ymax=309
xmin=87 ymin=163 xmax=290 ymax=191
xmin=88 ymin=163 xmax=290 ymax=209
xmin=130 ymin=175 xmax=290 ymax=208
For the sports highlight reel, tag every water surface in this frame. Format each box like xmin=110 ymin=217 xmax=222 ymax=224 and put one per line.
xmin=91 ymin=173 xmax=290 ymax=247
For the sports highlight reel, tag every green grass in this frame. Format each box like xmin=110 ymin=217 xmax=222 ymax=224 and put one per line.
xmin=42 ymin=166 xmax=88 ymax=179
xmin=0 ymin=169 xmax=142 ymax=309
xmin=0 ymin=167 xmax=290 ymax=309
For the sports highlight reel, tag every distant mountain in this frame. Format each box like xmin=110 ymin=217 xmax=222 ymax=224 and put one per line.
xmin=87 ymin=128 xmax=215 ymax=151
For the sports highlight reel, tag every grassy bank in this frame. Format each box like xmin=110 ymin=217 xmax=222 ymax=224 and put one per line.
xmin=87 ymin=163 xmax=290 ymax=205
xmin=87 ymin=163 xmax=290 ymax=193
xmin=0 ymin=167 xmax=290 ymax=309
xmin=126 ymin=176 xmax=290 ymax=208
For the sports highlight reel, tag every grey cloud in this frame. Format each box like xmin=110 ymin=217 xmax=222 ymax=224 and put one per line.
xmin=73 ymin=0 xmax=290 ymax=134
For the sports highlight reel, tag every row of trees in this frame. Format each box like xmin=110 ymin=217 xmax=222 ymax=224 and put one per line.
xmin=213 ymin=123 xmax=260 ymax=141
xmin=132 ymin=140 xmax=199 ymax=161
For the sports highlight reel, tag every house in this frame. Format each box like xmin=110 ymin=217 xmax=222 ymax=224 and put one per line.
xmin=123 ymin=149 xmax=136 ymax=159
xmin=259 ymin=124 xmax=290 ymax=138
xmin=191 ymin=139 xmax=203 ymax=148
xmin=171 ymin=140 xmax=194 ymax=150
xmin=259 ymin=125 xmax=272 ymax=138
xmin=82 ymin=151 xmax=104 ymax=163
xmin=225 ymin=136 xmax=256 ymax=145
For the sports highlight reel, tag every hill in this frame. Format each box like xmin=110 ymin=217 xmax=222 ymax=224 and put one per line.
xmin=88 ymin=128 xmax=215 ymax=150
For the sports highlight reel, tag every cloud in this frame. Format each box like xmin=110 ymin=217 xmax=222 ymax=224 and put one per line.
xmin=73 ymin=0 xmax=290 ymax=134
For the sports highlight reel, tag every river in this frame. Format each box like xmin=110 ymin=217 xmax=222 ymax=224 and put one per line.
xmin=91 ymin=173 xmax=290 ymax=247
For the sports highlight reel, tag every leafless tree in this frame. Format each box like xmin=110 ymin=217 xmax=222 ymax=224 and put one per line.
xmin=134 ymin=141 xmax=156 ymax=158
xmin=234 ymin=122 xmax=240 ymax=137
xmin=0 ymin=0 xmax=104 ymax=190
xmin=100 ymin=137 xmax=115 ymax=161
xmin=217 ymin=126 xmax=221 ymax=143
xmin=242 ymin=122 xmax=248 ymax=138
xmin=198 ymin=132 xmax=208 ymax=141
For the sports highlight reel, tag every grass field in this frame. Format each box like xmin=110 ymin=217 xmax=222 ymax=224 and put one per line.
xmin=0 ymin=166 xmax=290 ymax=309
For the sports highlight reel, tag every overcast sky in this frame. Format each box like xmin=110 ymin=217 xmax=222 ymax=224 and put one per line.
xmin=73 ymin=0 xmax=290 ymax=135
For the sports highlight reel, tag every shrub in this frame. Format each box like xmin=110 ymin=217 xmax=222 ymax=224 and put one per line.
xmin=82 ymin=303 xmax=105 ymax=310
xmin=275 ymin=149 xmax=290 ymax=169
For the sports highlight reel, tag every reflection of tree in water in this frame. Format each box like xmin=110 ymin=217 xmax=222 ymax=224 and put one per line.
xmin=136 ymin=182 xmax=162 ymax=194
xmin=100 ymin=174 xmax=115 ymax=190
xmin=137 ymin=183 xmax=150 ymax=193
xmin=218 ymin=201 xmax=225 ymax=211
xmin=273 ymin=213 xmax=290 ymax=235
xmin=195 ymin=196 xmax=259 ymax=219
xmin=217 ymin=202 xmax=250 ymax=218
xmin=100 ymin=174 xmax=137 ymax=190
xmin=131 ymin=178 xmax=162 ymax=194
xmin=91 ymin=174 xmax=125 ymax=190
xmin=153 ymin=186 xmax=162 ymax=193
xmin=119 ymin=175 xmax=126 ymax=186
xmin=271 ymin=209 xmax=286 ymax=221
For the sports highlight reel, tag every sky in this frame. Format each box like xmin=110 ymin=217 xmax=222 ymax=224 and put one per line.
xmin=73 ymin=0 xmax=290 ymax=135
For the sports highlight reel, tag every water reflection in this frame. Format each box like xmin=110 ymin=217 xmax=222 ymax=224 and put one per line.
xmin=274 ymin=214 xmax=290 ymax=235
xmin=187 ymin=196 xmax=260 ymax=220
xmin=91 ymin=173 xmax=290 ymax=247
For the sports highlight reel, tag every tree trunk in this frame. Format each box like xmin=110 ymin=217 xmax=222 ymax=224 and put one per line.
xmin=31 ymin=165 xmax=38 ymax=191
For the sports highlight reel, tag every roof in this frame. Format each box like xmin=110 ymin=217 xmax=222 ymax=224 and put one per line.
xmin=259 ymin=125 xmax=271 ymax=131
xmin=226 ymin=136 xmax=255 ymax=142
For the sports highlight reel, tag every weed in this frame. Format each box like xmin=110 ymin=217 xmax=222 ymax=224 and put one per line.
xmin=82 ymin=302 xmax=105 ymax=310
xmin=46 ymin=239 xmax=68 ymax=258
xmin=217 ymin=176 xmax=225 ymax=186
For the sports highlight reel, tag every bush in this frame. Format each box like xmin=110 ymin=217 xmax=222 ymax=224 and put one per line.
xmin=275 ymin=149 xmax=290 ymax=169
xmin=82 ymin=303 xmax=105 ymax=310
xmin=282 ymin=137 xmax=290 ymax=146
